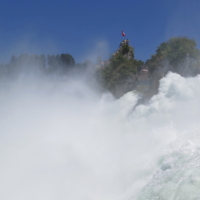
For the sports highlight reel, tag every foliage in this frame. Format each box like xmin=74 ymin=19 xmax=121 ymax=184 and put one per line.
xmin=147 ymin=37 xmax=200 ymax=76
xmin=99 ymin=44 xmax=142 ymax=94
xmin=5 ymin=54 xmax=47 ymax=77
xmin=119 ymin=43 xmax=134 ymax=58
xmin=0 ymin=53 xmax=76 ymax=78
xmin=60 ymin=53 xmax=75 ymax=68
xmin=47 ymin=53 xmax=75 ymax=72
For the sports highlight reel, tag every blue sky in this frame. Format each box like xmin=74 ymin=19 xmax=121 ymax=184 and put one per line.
xmin=0 ymin=0 xmax=200 ymax=63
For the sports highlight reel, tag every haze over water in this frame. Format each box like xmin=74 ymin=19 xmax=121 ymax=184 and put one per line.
xmin=1 ymin=72 xmax=200 ymax=200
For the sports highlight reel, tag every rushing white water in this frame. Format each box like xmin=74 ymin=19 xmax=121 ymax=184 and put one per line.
xmin=1 ymin=72 xmax=200 ymax=200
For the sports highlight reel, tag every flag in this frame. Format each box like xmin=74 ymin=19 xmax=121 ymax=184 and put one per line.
xmin=122 ymin=31 xmax=126 ymax=37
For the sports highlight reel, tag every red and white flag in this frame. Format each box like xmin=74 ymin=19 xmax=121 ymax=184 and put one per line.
xmin=122 ymin=31 xmax=126 ymax=37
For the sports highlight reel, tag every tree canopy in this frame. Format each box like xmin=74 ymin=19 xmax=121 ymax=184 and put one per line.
xmin=98 ymin=42 xmax=144 ymax=97
xmin=147 ymin=37 xmax=200 ymax=76
xmin=1 ymin=36 xmax=200 ymax=99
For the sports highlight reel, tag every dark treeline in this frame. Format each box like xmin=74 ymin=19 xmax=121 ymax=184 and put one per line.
xmin=1 ymin=36 xmax=200 ymax=101
xmin=1 ymin=54 xmax=46 ymax=77
xmin=0 ymin=53 xmax=92 ymax=79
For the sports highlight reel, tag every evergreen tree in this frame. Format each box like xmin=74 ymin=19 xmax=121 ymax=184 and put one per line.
xmin=99 ymin=42 xmax=142 ymax=97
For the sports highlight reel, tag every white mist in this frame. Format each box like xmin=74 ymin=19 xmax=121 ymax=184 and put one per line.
xmin=1 ymin=72 xmax=200 ymax=200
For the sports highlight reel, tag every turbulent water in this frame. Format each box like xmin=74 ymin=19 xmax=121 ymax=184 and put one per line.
xmin=1 ymin=72 xmax=200 ymax=200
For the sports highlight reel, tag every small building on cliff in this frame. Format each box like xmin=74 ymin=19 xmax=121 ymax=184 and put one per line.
xmin=136 ymin=65 xmax=150 ymax=93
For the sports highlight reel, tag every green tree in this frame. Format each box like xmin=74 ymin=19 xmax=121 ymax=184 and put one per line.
xmin=99 ymin=44 xmax=140 ymax=97
xmin=60 ymin=53 xmax=75 ymax=69
xmin=147 ymin=37 xmax=200 ymax=76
